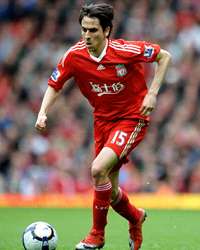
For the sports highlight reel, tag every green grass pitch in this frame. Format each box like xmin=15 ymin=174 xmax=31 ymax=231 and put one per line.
xmin=0 ymin=208 xmax=199 ymax=250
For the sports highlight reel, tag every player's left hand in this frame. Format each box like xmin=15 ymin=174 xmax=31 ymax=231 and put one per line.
xmin=140 ymin=92 xmax=157 ymax=116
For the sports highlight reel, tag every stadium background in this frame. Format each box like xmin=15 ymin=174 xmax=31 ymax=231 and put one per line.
xmin=0 ymin=0 xmax=200 ymax=208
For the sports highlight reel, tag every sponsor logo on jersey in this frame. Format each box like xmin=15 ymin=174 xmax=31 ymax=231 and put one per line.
xmin=144 ymin=45 xmax=154 ymax=58
xmin=115 ymin=64 xmax=127 ymax=77
xmin=90 ymin=81 xmax=125 ymax=96
xmin=51 ymin=68 xmax=60 ymax=81
xmin=97 ymin=64 xmax=106 ymax=71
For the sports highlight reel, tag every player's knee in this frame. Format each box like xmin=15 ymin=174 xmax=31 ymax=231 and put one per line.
xmin=91 ymin=163 xmax=107 ymax=181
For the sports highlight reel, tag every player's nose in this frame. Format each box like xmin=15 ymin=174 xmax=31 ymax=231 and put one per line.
xmin=85 ymin=30 xmax=91 ymax=38
xmin=85 ymin=36 xmax=91 ymax=42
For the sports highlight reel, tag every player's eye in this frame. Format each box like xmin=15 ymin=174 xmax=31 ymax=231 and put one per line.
xmin=82 ymin=27 xmax=87 ymax=32
xmin=89 ymin=28 xmax=98 ymax=33
xmin=82 ymin=27 xmax=98 ymax=33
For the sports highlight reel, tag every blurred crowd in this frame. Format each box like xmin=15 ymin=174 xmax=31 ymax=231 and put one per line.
xmin=0 ymin=0 xmax=200 ymax=195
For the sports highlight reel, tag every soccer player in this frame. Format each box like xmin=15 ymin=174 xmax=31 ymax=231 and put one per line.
xmin=35 ymin=3 xmax=171 ymax=250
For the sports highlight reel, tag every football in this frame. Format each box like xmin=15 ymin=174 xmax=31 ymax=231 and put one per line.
xmin=22 ymin=221 xmax=58 ymax=250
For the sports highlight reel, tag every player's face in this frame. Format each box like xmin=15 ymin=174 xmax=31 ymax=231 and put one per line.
xmin=81 ymin=16 xmax=110 ymax=56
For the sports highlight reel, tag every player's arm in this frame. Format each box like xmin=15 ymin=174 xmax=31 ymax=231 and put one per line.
xmin=148 ymin=49 xmax=171 ymax=96
xmin=140 ymin=49 xmax=171 ymax=116
xmin=35 ymin=46 xmax=74 ymax=131
xmin=35 ymin=86 xmax=61 ymax=131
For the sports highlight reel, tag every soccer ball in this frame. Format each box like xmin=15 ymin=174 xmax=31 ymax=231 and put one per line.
xmin=22 ymin=221 xmax=58 ymax=250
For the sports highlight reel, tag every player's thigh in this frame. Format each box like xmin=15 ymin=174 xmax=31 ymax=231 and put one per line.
xmin=92 ymin=147 xmax=119 ymax=177
xmin=105 ymin=119 xmax=148 ymax=160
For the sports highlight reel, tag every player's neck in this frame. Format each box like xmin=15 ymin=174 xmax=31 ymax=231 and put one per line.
xmin=89 ymin=39 xmax=107 ymax=58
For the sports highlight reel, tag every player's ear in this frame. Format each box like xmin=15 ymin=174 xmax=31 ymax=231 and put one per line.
xmin=104 ymin=26 xmax=110 ymax=38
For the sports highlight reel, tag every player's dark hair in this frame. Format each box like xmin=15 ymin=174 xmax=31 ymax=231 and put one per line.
xmin=79 ymin=3 xmax=114 ymax=37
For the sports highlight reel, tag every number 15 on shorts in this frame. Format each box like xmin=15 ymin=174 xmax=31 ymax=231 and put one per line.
xmin=111 ymin=130 xmax=128 ymax=146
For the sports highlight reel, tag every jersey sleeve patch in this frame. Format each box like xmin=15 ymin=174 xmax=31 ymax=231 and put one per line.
xmin=144 ymin=45 xmax=154 ymax=58
xmin=50 ymin=68 xmax=60 ymax=82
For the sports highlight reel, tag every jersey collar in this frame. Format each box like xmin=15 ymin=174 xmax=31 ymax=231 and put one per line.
xmin=88 ymin=39 xmax=108 ymax=62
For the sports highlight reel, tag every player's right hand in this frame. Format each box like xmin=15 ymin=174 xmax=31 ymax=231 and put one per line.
xmin=35 ymin=113 xmax=47 ymax=132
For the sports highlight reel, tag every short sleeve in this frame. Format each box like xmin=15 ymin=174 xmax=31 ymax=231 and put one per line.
xmin=48 ymin=50 xmax=74 ymax=91
xmin=129 ymin=41 xmax=160 ymax=63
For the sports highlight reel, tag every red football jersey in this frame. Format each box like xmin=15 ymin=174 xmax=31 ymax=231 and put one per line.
xmin=48 ymin=39 xmax=160 ymax=121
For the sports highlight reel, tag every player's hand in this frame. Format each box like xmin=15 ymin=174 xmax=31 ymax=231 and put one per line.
xmin=140 ymin=92 xmax=157 ymax=116
xmin=35 ymin=113 xmax=47 ymax=132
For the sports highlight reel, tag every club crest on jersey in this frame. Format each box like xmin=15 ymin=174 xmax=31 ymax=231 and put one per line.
xmin=144 ymin=45 xmax=154 ymax=58
xmin=115 ymin=64 xmax=127 ymax=77
xmin=51 ymin=68 xmax=60 ymax=81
